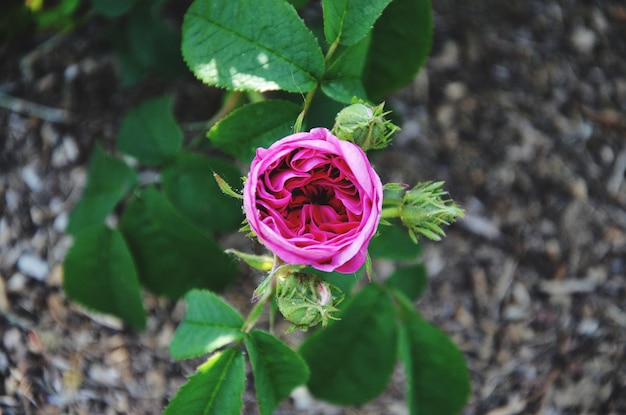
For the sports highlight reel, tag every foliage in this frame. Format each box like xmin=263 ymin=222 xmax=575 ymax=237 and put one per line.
xmin=61 ymin=0 xmax=470 ymax=414
xmin=0 ymin=0 xmax=184 ymax=84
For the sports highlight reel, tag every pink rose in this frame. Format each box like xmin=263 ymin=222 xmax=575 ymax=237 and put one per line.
xmin=243 ymin=128 xmax=383 ymax=273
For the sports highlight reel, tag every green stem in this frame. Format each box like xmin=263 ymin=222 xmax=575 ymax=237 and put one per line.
xmin=247 ymin=90 xmax=266 ymax=103
xmin=293 ymin=88 xmax=317 ymax=133
xmin=293 ymin=40 xmax=340 ymax=133
xmin=381 ymin=205 xmax=402 ymax=219
xmin=185 ymin=91 xmax=243 ymax=149
xmin=324 ymin=40 xmax=340 ymax=65
xmin=241 ymin=292 xmax=271 ymax=333
xmin=240 ymin=257 xmax=290 ymax=333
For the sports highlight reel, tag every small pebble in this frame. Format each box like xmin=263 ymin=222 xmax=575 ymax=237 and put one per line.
xmin=17 ymin=253 xmax=49 ymax=281
xmin=571 ymin=26 xmax=597 ymax=55
xmin=64 ymin=64 xmax=80 ymax=82
xmin=0 ymin=218 xmax=12 ymax=246
xmin=53 ymin=212 xmax=68 ymax=233
xmin=445 ymin=81 xmax=467 ymax=101
xmin=570 ymin=178 xmax=588 ymax=201
xmin=88 ymin=364 xmax=120 ymax=386
xmin=5 ymin=188 xmax=20 ymax=211
xmin=52 ymin=136 xmax=80 ymax=168
xmin=577 ymin=318 xmax=599 ymax=335
xmin=49 ymin=197 xmax=65 ymax=215
xmin=503 ymin=305 xmax=528 ymax=321
xmin=3 ymin=328 xmax=22 ymax=351
xmin=545 ymin=239 xmax=562 ymax=261
xmin=21 ymin=164 xmax=42 ymax=192
xmin=30 ymin=206 xmax=46 ymax=225
xmin=0 ymin=351 xmax=8 ymax=372
xmin=40 ymin=122 xmax=60 ymax=146
xmin=512 ymin=282 xmax=531 ymax=308
xmin=599 ymin=145 xmax=614 ymax=165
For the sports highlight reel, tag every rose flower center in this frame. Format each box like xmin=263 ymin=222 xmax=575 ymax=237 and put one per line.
xmin=256 ymin=150 xmax=361 ymax=240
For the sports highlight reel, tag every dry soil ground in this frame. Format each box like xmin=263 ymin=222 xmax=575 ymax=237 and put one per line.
xmin=1 ymin=1 xmax=626 ymax=415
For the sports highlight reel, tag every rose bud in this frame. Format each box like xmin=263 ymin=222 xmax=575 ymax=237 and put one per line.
xmin=332 ymin=100 xmax=399 ymax=151
xmin=274 ymin=271 xmax=343 ymax=332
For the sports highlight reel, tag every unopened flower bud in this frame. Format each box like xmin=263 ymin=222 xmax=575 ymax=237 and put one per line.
xmin=274 ymin=271 xmax=343 ymax=332
xmin=400 ymin=181 xmax=464 ymax=242
xmin=332 ymin=100 xmax=399 ymax=151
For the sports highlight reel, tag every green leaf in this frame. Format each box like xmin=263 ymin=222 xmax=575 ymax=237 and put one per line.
xmin=163 ymin=348 xmax=245 ymax=415
xmin=162 ymin=152 xmax=243 ymax=233
xmin=323 ymin=0 xmax=392 ymax=46
xmin=369 ymin=222 xmax=423 ymax=260
xmin=385 ymin=264 xmax=427 ymax=301
xmin=105 ymin=2 xmax=185 ymax=86
xmin=90 ymin=0 xmax=136 ymax=18
xmin=182 ymin=0 xmax=325 ymax=92
xmin=66 ymin=144 xmax=138 ymax=235
xmin=170 ymin=290 xmax=244 ymax=359
xmin=34 ymin=0 xmax=79 ymax=30
xmin=119 ymin=187 xmax=238 ymax=299
xmin=397 ymin=298 xmax=470 ymax=415
xmin=363 ymin=0 xmax=433 ymax=101
xmin=126 ymin=1 xmax=185 ymax=79
xmin=245 ymin=330 xmax=310 ymax=415
xmin=321 ymin=35 xmax=371 ymax=103
xmin=300 ymin=284 xmax=398 ymax=405
xmin=321 ymin=79 xmax=368 ymax=105
xmin=208 ymin=100 xmax=302 ymax=162
xmin=117 ymin=96 xmax=182 ymax=166
xmin=63 ymin=224 xmax=146 ymax=330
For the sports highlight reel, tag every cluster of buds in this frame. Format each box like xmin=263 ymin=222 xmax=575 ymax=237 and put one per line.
xmin=223 ymin=100 xmax=463 ymax=333
xmin=332 ymin=99 xmax=400 ymax=152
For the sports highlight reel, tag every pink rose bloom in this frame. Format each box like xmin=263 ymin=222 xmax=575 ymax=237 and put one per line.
xmin=243 ymin=128 xmax=383 ymax=273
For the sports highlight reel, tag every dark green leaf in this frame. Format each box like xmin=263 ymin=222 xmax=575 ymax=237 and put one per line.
xmin=208 ymin=100 xmax=302 ymax=162
xmin=397 ymin=298 xmax=470 ymax=415
xmin=321 ymin=35 xmax=370 ymax=103
xmin=321 ymin=79 xmax=367 ymax=105
xmin=245 ymin=330 xmax=310 ymax=415
xmin=323 ymin=0 xmax=392 ymax=46
xmin=300 ymin=284 xmax=397 ymax=404
xmin=363 ymin=0 xmax=433 ymax=101
xmin=66 ymin=144 xmax=138 ymax=235
xmin=127 ymin=2 xmax=185 ymax=78
xmin=162 ymin=152 xmax=243 ymax=233
xmin=182 ymin=0 xmax=325 ymax=92
xmin=90 ymin=0 xmax=136 ymax=18
xmin=369 ymin=222 xmax=423 ymax=260
xmin=163 ymin=348 xmax=245 ymax=415
xmin=117 ymin=96 xmax=182 ymax=166
xmin=386 ymin=263 xmax=427 ymax=301
xmin=119 ymin=187 xmax=238 ymax=299
xmin=103 ymin=0 xmax=184 ymax=85
xmin=63 ymin=224 xmax=146 ymax=330
xmin=170 ymin=290 xmax=244 ymax=359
